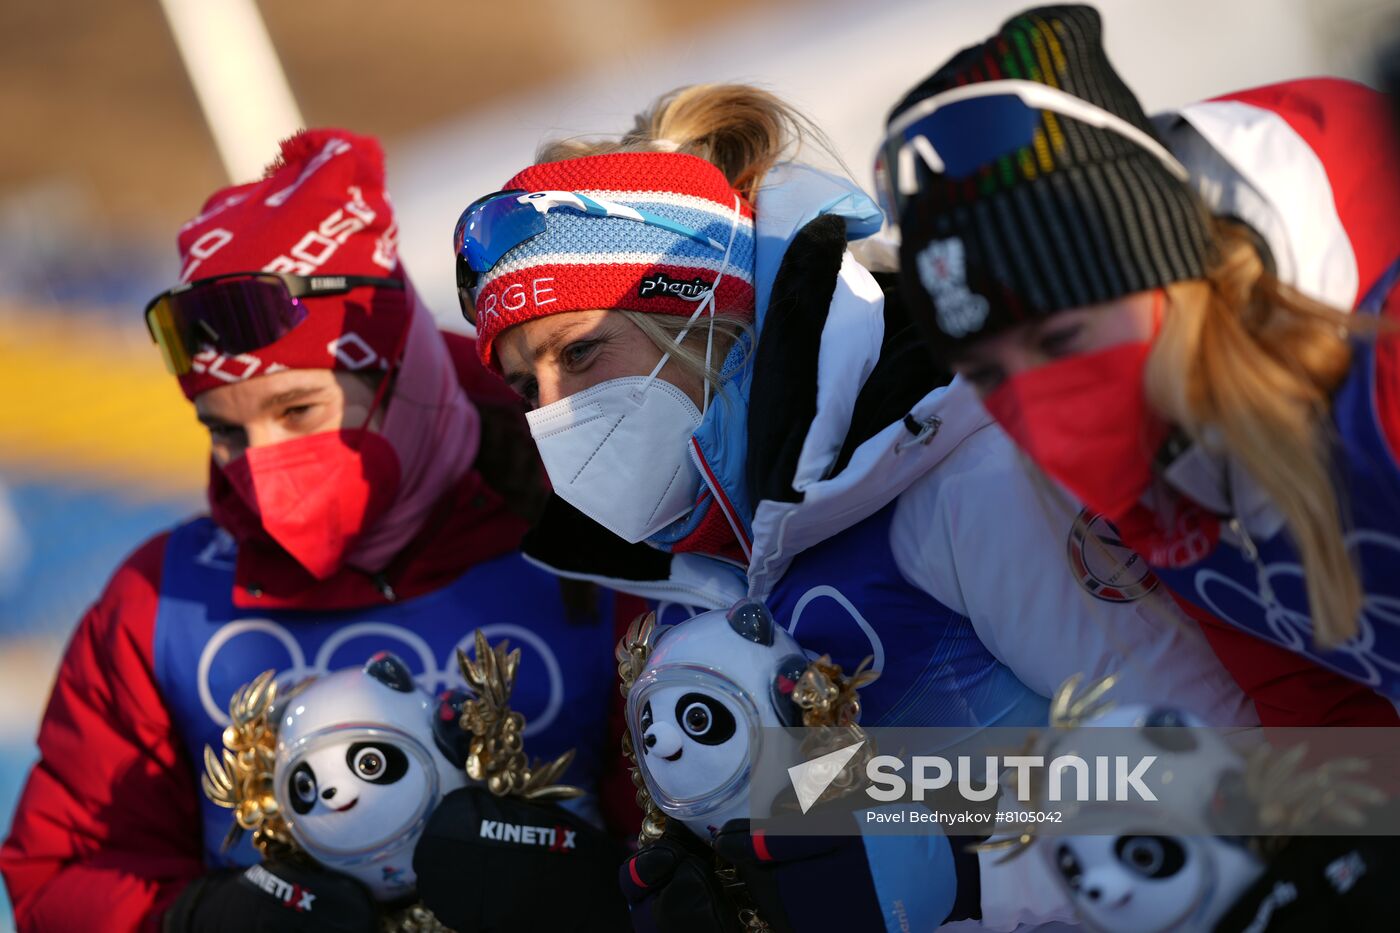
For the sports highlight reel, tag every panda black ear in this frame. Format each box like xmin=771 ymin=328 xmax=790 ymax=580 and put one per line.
xmin=1142 ymin=707 xmax=1198 ymax=752
xmin=727 ymin=599 xmax=776 ymax=646
xmin=364 ymin=652 xmax=415 ymax=693
xmin=1210 ymin=769 xmax=1259 ymax=836
xmin=771 ymin=654 xmax=808 ymax=727
xmin=431 ymin=688 xmax=472 ymax=768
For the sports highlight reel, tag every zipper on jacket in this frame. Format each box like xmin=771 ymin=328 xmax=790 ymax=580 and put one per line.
xmin=372 ymin=573 xmax=398 ymax=602
xmin=896 ymin=413 xmax=942 ymax=452
xmin=688 ymin=436 xmax=753 ymax=562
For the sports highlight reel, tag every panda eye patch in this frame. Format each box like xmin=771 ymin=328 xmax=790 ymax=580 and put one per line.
xmin=641 ymin=700 xmax=653 ymax=730
xmin=347 ymin=742 xmax=409 ymax=785
xmin=1055 ymin=844 xmax=1083 ymax=890
xmin=1114 ymin=835 xmax=1185 ymax=879
xmin=289 ymin=763 xmax=318 ymax=814
xmin=675 ymin=693 xmax=736 ymax=745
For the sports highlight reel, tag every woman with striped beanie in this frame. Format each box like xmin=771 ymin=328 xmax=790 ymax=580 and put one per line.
xmin=453 ymin=82 xmax=1252 ymax=931
xmin=885 ymin=4 xmax=1400 ymax=731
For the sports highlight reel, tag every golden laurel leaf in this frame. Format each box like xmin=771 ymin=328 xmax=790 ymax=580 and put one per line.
xmin=1049 ymin=672 xmax=1118 ymax=729
xmin=614 ymin=612 xmax=666 ymax=846
xmin=380 ymin=901 xmax=456 ymax=933
xmin=968 ymin=674 xmax=1120 ymax=863
xmin=968 ymin=832 xmax=1038 ymax=864
xmin=199 ymin=669 xmax=298 ymax=857
xmin=792 ymin=654 xmax=878 ymax=728
xmin=457 ymin=630 xmax=582 ymax=802
xmin=1246 ymin=743 xmax=1384 ymax=837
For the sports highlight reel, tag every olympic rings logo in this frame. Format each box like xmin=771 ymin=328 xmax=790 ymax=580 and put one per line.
xmin=196 ymin=618 xmax=566 ymax=735
xmin=785 ymin=584 xmax=887 ymax=676
xmin=1195 ymin=529 xmax=1400 ymax=687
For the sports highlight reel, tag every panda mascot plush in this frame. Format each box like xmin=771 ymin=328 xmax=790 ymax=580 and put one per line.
xmin=619 ymin=600 xmax=972 ymax=933
xmin=1032 ymin=686 xmax=1394 ymax=933
xmin=625 ymin=599 xmax=808 ymax=840
xmin=201 ymin=648 xmax=630 ymax=932
xmin=273 ymin=652 xmax=470 ymax=901
xmin=1033 ymin=702 xmax=1264 ymax=933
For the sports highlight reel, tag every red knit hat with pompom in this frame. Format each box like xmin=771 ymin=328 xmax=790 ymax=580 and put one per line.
xmin=172 ymin=128 xmax=407 ymax=399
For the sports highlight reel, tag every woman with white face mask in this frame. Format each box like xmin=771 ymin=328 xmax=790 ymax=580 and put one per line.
xmin=456 ymin=83 xmax=1254 ymax=932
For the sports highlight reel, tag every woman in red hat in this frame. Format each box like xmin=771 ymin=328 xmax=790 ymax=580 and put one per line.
xmin=453 ymin=82 xmax=1254 ymax=931
xmin=886 ymin=5 xmax=1400 ymax=727
xmin=1 ymin=129 xmax=630 ymax=932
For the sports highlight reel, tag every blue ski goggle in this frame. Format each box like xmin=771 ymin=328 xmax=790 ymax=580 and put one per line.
xmin=452 ymin=189 xmax=725 ymax=325
xmin=875 ymin=79 xmax=1189 ymax=228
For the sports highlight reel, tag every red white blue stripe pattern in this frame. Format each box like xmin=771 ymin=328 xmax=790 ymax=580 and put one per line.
xmin=473 ymin=152 xmax=756 ymax=365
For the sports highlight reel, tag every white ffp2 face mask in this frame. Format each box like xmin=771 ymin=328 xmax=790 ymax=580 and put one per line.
xmin=526 ymin=375 xmax=703 ymax=543
xmin=524 ymin=195 xmax=744 ymax=544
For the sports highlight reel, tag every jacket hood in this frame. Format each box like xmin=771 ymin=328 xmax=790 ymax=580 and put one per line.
xmin=1154 ymin=78 xmax=1400 ymax=314
xmin=729 ymin=165 xmax=982 ymax=595
xmin=649 ymin=163 xmax=888 ymax=556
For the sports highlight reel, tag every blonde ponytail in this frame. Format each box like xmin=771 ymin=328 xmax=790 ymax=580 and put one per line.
xmin=1145 ymin=221 xmax=1373 ymax=645
xmin=536 ymin=83 xmax=835 ymax=202
xmin=534 ymin=84 xmax=839 ymax=387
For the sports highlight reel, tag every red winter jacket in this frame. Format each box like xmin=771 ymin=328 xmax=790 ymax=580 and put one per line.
xmin=0 ymin=332 xmax=642 ymax=931
xmin=1158 ymin=78 xmax=1400 ymax=726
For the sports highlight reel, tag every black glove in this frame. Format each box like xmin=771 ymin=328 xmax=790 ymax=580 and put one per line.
xmin=413 ymin=785 xmax=629 ymax=933
xmin=1214 ymin=836 xmax=1400 ymax=932
xmin=163 ymin=859 xmax=378 ymax=933
xmin=713 ymin=817 xmax=980 ymax=933
xmin=712 ymin=819 xmax=878 ymax=933
xmin=617 ymin=823 xmax=744 ymax=933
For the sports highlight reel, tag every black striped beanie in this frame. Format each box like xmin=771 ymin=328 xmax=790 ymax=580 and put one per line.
xmin=892 ymin=4 xmax=1212 ymax=360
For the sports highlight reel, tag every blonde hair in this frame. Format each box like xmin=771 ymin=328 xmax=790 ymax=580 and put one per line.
xmin=537 ymin=83 xmax=836 ymax=205
xmin=538 ymin=83 xmax=836 ymax=386
xmin=1145 ymin=220 xmax=1374 ymax=645
xmin=619 ymin=309 xmax=751 ymax=388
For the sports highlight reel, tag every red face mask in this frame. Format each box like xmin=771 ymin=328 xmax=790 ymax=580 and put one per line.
xmin=211 ymin=429 xmax=401 ymax=580
xmin=983 ymin=338 xmax=1169 ymax=521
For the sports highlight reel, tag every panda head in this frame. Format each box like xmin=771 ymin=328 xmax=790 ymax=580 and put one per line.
xmin=636 ymin=686 xmax=748 ymax=806
xmin=274 ymin=652 xmax=468 ymax=900
xmin=627 ymin=600 xmax=808 ymax=837
xmin=1051 ymin=832 xmax=1260 ymax=933
xmin=1053 ymin=834 xmax=1200 ymax=933
xmin=281 ymin=733 xmax=427 ymax=852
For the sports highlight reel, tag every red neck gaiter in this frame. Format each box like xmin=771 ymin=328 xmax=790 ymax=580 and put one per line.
xmin=983 ymin=337 xmax=1170 ymax=522
xmin=209 ymin=428 xmax=402 ymax=581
